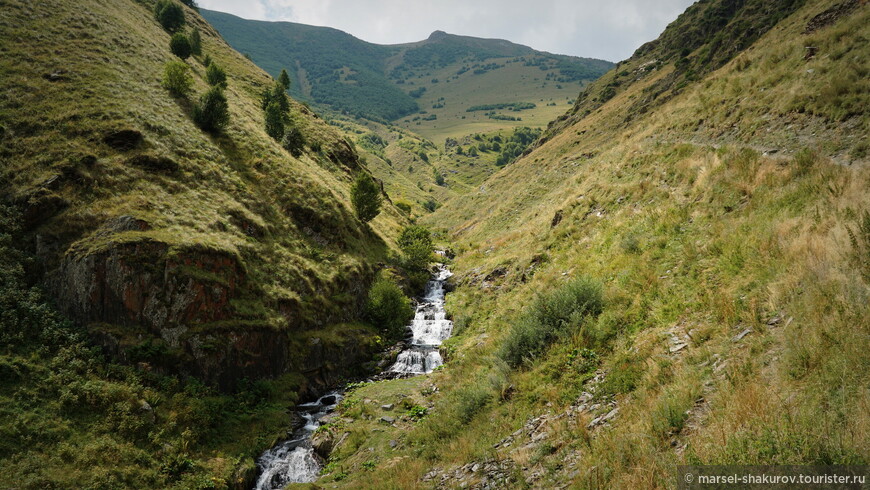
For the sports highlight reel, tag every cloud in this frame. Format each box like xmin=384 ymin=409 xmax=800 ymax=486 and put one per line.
xmin=198 ymin=0 xmax=695 ymax=61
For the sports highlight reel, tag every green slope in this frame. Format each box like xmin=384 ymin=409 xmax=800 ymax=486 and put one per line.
xmin=200 ymin=9 xmax=613 ymax=137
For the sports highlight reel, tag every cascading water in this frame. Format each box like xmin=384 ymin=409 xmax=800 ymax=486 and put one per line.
xmin=252 ymin=262 xmax=453 ymax=488
xmin=389 ymin=263 xmax=453 ymax=374
xmin=253 ymin=392 xmax=341 ymax=489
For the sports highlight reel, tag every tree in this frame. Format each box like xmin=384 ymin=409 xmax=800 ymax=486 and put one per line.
xmin=161 ymin=61 xmax=192 ymax=97
xmin=154 ymin=0 xmax=185 ymax=31
xmin=193 ymin=87 xmax=229 ymax=133
xmin=278 ymin=69 xmax=291 ymax=90
xmin=366 ymin=275 xmax=412 ymax=339
xmin=205 ymin=63 xmax=226 ymax=87
xmin=189 ymin=28 xmax=202 ymax=56
xmin=261 ymin=83 xmax=288 ymax=112
xmin=351 ymin=173 xmax=382 ymax=223
xmin=433 ymin=169 xmax=445 ymax=186
xmin=169 ymin=33 xmax=192 ymax=59
xmin=264 ymin=102 xmax=284 ymax=140
xmin=398 ymin=225 xmax=433 ymax=269
xmin=179 ymin=0 xmax=199 ymax=11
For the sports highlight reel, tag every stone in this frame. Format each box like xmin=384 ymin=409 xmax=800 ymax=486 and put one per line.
xmin=381 ymin=403 xmax=394 ymax=410
xmin=669 ymin=342 xmax=688 ymax=354
xmin=732 ymin=328 xmax=753 ymax=342
xmin=389 ymin=439 xmax=398 ymax=449
xmin=380 ymin=416 xmax=395 ymax=424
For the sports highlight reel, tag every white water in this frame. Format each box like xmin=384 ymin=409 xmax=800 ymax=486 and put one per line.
xmin=253 ymin=264 xmax=453 ymax=488
xmin=253 ymin=392 xmax=341 ymax=489
xmin=390 ymin=264 xmax=454 ymax=374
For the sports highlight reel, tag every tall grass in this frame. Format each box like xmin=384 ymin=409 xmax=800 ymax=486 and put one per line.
xmin=498 ymin=276 xmax=604 ymax=367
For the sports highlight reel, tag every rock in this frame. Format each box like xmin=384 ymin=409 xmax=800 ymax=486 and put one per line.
xmin=43 ymin=70 xmax=69 ymax=82
xmin=319 ymin=394 xmax=337 ymax=405
xmin=669 ymin=342 xmax=688 ymax=354
xmin=732 ymin=328 xmax=753 ymax=342
xmin=311 ymin=430 xmax=335 ymax=459
xmin=389 ymin=439 xmax=398 ymax=449
xmin=138 ymin=400 xmax=155 ymax=424
xmin=381 ymin=403 xmax=394 ymax=410
xmin=380 ymin=416 xmax=395 ymax=424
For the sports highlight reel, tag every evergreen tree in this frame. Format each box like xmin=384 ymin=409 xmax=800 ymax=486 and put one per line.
xmin=351 ymin=173 xmax=383 ymax=223
xmin=278 ymin=69 xmax=291 ymax=90
xmin=264 ymin=102 xmax=284 ymax=140
xmin=193 ymin=87 xmax=229 ymax=133
xmin=281 ymin=126 xmax=305 ymax=157
xmin=169 ymin=33 xmax=192 ymax=59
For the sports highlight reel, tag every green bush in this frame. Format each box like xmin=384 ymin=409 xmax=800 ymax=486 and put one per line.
xmin=398 ymin=225 xmax=433 ymax=270
xmin=278 ymin=68 xmax=291 ymax=90
xmin=394 ymin=200 xmax=412 ymax=215
xmin=264 ymin=102 xmax=284 ymax=140
xmin=161 ymin=60 xmax=192 ymax=97
xmin=189 ymin=28 xmax=201 ymax=56
xmin=281 ymin=126 xmax=305 ymax=157
xmin=169 ymin=33 xmax=192 ymax=60
xmin=205 ymin=63 xmax=226 ymax=87
xmin=154 ymin=0 xmax=185 ymax=31
xmin=351 ymin=173 xmax=383 ymax=223
xmin=499 ymin=276 xmax=604 ymax=367
xmin=366 ymin=275 xmax=412 ymax=339
xmin=193 ymin=86 xmax=229 ymax=133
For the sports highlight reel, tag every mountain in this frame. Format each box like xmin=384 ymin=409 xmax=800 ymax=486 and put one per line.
xmin=296 ymin=0 xmax=870 ymax=487
xmin=0 ymin=0 xmax=410 ymax=485
xmin=200 ymin=9 xmax=614 ymax=138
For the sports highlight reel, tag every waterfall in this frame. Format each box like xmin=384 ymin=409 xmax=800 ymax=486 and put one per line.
xmin=389 ymin=264 xmax=453 ymax=374
xmin=253 ymin=262 xmax=453 ymax=488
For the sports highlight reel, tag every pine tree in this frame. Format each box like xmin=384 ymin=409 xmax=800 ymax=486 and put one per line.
xmin=278 ymin=69 xmax=291 ymax=90
xmin=264 ymin=102 xmax=284 ymax=140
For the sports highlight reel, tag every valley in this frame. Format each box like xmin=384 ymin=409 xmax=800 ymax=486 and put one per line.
xmin=1 ymin=0 xmax=868 ymax=489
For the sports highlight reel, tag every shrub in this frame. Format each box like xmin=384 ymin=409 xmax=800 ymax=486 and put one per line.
xmin=179 ymin=0 xmax=198 ymax=11
xmin=189 ymin=28 xmax=201 ymax=56
xmin=154 ymin=0 xmax=185 ymax=31
xmin=169 ymin=33 xmax=192 ymax=59
xmin=281 ymin=126 xmax=305 ymax=157
xmin=398 ymin=225 xmax=433 ymax=270
xmin=598 ymin=355 xmax=643 ymax=395
xmin=351 ymin=173 xmax=383 ymax=222
xmin=205 ymin=63 xmax=226 ymax=87
xmin=261 ymin=83 xmax=288 ymax=113
xmin=193 ymin=87 xmax=229 ymax=133
xmin=433 ymin=169 xmax=445 ymax=186
xmin=394 ymin=201 xmax=412 ymax=215
xmin=264 ymin=102 xmax=284 ymax=140
xmin=161 ymin=61 xmax=192 ymax=97
xmin=499 ymin=276 xmax=604 ymax=367
xmin=366 ymin=276 xmax=412 ymax=339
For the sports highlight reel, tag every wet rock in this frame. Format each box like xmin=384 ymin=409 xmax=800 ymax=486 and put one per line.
xmin=319 ymin=394 xmax=337 ymax=405
xmin=311 ymin=430 xmax=335 ymax=459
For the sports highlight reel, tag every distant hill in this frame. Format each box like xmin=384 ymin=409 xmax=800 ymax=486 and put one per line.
xmin=201 ymin=9 xmax=613 ymax=136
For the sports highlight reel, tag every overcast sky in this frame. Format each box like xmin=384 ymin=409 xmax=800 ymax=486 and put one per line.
xmin=198 ymin=0 xmax=696 ymax=62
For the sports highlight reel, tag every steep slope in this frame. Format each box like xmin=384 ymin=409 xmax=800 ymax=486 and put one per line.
xmin=302 ymin=0 xmax=869 ymax=487
xmin=1 ymin=0 xmax=404 ymax=402
xmin=199 ymin=9 xmax=613 ymax=138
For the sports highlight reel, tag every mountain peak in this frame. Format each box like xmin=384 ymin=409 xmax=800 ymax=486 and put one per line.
xmin=427 ymin=30 xmax=449 ymax=41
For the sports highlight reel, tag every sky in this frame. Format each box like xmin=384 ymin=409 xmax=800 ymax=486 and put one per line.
xmin=197 ymin=0 xmax=696 ymax=62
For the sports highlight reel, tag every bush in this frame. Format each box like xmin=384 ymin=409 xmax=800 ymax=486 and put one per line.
xmin=193 ymin=87 xmax=229 ymax=133
xmin=366 ymin=276 xmax=412 ymax=339
xmin=161 ymin=61 xmax=192 ymax=97
xmin=154 ymin=0 xmax=185 ymax=31
xmin=351 ymin=173 xmax=383 ymax=223
xmin=394 ymin=201 xmax=412 ymax=215
xmin=189 ymin=28 xmax=202 ymax=56
xmin=205 ymin=63 xmax=226 ymax=87
xmin=398 ymin=225 xmax=433 ymax=270
xmin=499 ymin=276 xmax=604 ymax=367
xmin=169 ymin=33 xmax=192 ymax=59
xmin=264 ymin=102 xmax=284 ymax=140
xmin=281 ymin=126 xmax=305 ymax=157
xmin=179 ymin=0 xmax=198 ymax=11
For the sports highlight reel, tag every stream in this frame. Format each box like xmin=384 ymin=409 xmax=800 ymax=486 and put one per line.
xmin=253 ymin=263 xmax=453 ymax=488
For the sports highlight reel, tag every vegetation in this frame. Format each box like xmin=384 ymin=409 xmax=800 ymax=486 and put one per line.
xmin=350 ymin=173 xmax=383 ymax=223
xmin=168 ymin=32 xmax=192 ymax=59
xmin=205 ymin=63 xmax=226 ymax=86
xmin=189 ymin=28 xmax=202 ymax=56
xmin=498 ymin=276 xmax=604 ymax=367
xmin=192 ymin=86 xmax=229 ymax=133
xmin=366 ymin=274 xmax=413 ymax=339
xmin=264 ymin=102 xmax=284 ymax=140
xmin=281 ymin=126 xmax=305 ymax=156
xmin=278 ymin=68 xmax=291 ymax=90
xmin=154 ymin=0 xmax=185 ymax=32
xmin=398 ymin=225 xmax=433 ymax=269
xmin=161 ymin=60 xmax=192 ymax=97
xmin=466 ymin=102 xmax=536 ymax=112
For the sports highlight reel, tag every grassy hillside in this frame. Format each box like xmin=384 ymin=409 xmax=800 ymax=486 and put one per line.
xmin=302 ymin=0 xmax=870 ymax=487
xmin=0 ymin=0 xmax=410 ymax=486
xmin=199 ymin=9 xmax=613 ymax=141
